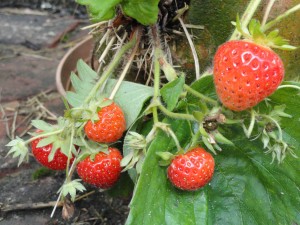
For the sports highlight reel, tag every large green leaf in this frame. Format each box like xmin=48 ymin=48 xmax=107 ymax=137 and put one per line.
xmin=76 ymin=0 xmax=159 ymax=25
xmin=76 ymin=0 xmax=122 ymax=22
xmin=66 ymin=60 xmax=99 ymax=107
xmin=104 ymin=79 xmax=153 ymax=129
xmin=121 ymin=0 xmax=160 ymax=25
xmin=126 ymin=75 xmax=300 ymax=224
xmin=161 ymin=75 xmax=185 ymax=111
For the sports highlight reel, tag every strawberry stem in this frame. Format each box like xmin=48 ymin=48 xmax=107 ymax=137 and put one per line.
xmin=109 ymin=27 xmax=142 ymax=100
xmin=84 ymin=35 xmax=137 ymax=104
xmin=190 ymin=129 xmax=202 ymax=148
xmin=277 ymin=85 xmax=300 ymax=91
xmin=158 ymin=104 xmax=196 ymax=121
xmin=262 ymin=3 xmax=300 ymax=31
xmin=184 ymin=84 xmax=218 ymax=105
xmin=246 ymin=109 xmax=256 ymax=138
xmin=25 ymin=129 xmax=64 ymax=145
xmin=152 ymin=25 xmax=162 ymax=125
xmin=229 ymin=0 xmax=262 ymax=40
xmin=65 ymin=126 xmax=75 ymax=177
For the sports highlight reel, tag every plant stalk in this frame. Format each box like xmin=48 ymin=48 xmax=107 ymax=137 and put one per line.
xmin=84 ymin=37 xmax=136 ymax=104
xmin=109 ymin=27 xmax=142 ymax=99
xmin=184 ymin=84 xmax=218 ymax=105
xmin=229 ymin=0 xmax=262 ymax=40
xmin=158 ymin=104 xmax=196 ymax=121
xmin=261 ymin=0 xmax=276 ymax=26
xmin=262 ymin=3 xmax=300 ymax=31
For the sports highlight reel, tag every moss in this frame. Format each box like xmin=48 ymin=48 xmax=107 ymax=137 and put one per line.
xmin=32 ymin=167 xmax=54 ymax=180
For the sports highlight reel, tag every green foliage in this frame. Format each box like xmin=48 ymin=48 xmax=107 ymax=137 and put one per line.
xmin=32 ymin=167 xmax=54 ymax=180
xmin=66 ymin=59 xmax=99 ymax=107
xmin=58 ymin=179 xmax=86 ymax=202
xmin=125 ymin=75 xmax=300 ymax=225
xmin=161 ymin=76 xmax=185 ymax=111
xmin=76 ymin=0 xmax=122 ymax=22
xmin=121 ymin=0 xmax=160 ymax=25
xmin=234 ymin=16 xmax=297 ymax=50
xmin=76 ymin=0 xmax=159 ymax=25
xmin=6 ymin=137 xmax=29 ymax=166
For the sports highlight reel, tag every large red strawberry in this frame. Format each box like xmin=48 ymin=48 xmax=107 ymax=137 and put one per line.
xmin=167 ymin=147 xmax=215 ymax=191
xmin=84 ymin=101 xmax=126 ymax=143
xmin=213 ymin=40 xmax=284 ymax=111
xmin=76 ymin=147 xmax=122 ymax=189
xmin=31 ymin=136 xmax=74 ymax=170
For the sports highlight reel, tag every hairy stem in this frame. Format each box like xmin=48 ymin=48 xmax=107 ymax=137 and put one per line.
xmin=151 ymin=25 xmax=162 ymax=124
xmin=152 ymin=48 xmax=160 ymax=124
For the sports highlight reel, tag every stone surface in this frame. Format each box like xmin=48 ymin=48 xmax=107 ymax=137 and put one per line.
xmin=0 ymin=8 xmax=79 ymax=47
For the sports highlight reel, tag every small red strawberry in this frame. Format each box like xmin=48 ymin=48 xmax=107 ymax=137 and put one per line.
xmin=76 ymin=147 xmax=122 ymax=189
xmin=167 ymin=147 xmax=215 ymax=191
xmin=213 ymin=40 xmax=284 ymax=111
xmin=84 ymin=101 xmax=126 ymax=143
xmin=31 ymin=136 xmax=74 ymax=170
xmin=214 ymin=41 xmax=284 ymax=111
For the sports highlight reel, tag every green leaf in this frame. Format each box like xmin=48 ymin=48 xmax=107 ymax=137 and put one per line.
xmin=121 ymin=0 xmax=160 ymax=25
xmin=66 ymin=60 xmax=99 ymax=107
xmin=104 ymin=79 xmax=153 ymax=129
xmin=36 ymin=136 xmax=56 ymax=148
xmin=107 ymin=173 xmax=134 ymax=198
xmin=31 ymin=120 xmax=53 ymax=132
xmin=161 ymin=76 xmax=185 ymax=111
xmin=76 ymin=0 xmax=121 ymax=22
xmin=59 ymin=179 xmax=86 ymax=202
xmin=6 ymin=137 xmax=29 ymax=166
xmin=126 ymin=76 xmax=300 ymax=224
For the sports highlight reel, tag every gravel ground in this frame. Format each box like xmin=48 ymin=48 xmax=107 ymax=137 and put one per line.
xmin=0 ymin=0 xmax=88 ymax=19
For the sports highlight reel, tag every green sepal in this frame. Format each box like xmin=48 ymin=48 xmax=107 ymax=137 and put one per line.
xmin=58 ymin=179 xmax=86 ymax=202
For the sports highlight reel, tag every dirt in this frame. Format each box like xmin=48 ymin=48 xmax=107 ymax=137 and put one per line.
xmin=0 ymin=4 xmax=130 ymax=225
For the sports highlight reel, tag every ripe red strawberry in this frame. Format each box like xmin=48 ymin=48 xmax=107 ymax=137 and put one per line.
xmin=213 ymin=40 xmax=284 ymax=111
xmin=76 ymin=147 xmax=122 ymax=189
xmin=167 ymin=147 xmax=215 ymax=191
xmin=31 ymin=136 xmax=74 ymax=170
xmin=84 ymin=101 xmax=126 ymax=143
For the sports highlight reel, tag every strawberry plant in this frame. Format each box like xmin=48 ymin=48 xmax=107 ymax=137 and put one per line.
xmin=6 ymin=0 xmax=300 ymax=224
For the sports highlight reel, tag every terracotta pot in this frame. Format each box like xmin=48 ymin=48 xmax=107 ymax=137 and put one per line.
xmin=56 ymin=35 xmax=95 ymax=96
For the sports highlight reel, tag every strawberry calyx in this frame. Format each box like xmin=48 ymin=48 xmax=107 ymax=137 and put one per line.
xmin=66 ymin=96 xmax=113 ymax=123
xmin=121 ymin=131 xmax=147 ymax=173
xmin=76 ymin=141 xmax=109 ymax=163
xmin=242 ymin=105 xmax=296 ymax=163
xmin=233 ymin=15 xmax=297 ymax=50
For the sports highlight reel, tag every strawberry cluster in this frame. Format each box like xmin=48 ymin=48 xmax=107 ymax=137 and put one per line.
xmin=30 ymin=101 xmax=126 ymax=189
